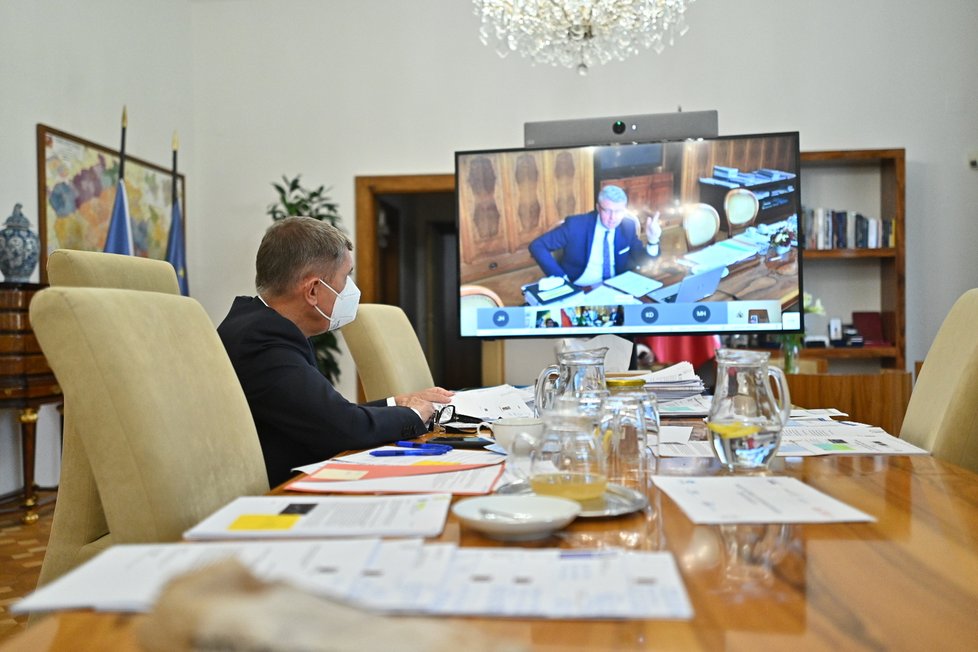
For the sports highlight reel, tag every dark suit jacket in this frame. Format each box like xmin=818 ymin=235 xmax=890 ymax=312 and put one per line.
xmin=528 ymin=211 xmax=654 ymax=282
xmin=218 ymin=296 xmax=426 ymax=486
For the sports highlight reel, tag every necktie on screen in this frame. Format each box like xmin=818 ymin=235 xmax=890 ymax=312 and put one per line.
xmin=602 ymin=230 xmax=613 ymax=280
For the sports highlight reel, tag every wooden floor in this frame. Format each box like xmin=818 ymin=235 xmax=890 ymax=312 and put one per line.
xmin=0 ymin=492 xmax=55 ymax=643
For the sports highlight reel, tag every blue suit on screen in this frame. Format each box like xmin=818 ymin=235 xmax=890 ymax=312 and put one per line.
xmin=528 ymin=211 xmax=653 ymax=282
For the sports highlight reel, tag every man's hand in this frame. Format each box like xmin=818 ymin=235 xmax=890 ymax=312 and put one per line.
xmin=400 ymin=396 xmax=436 ymax=423
xmin=645 ymin=212 xmax=662 ymax=244
xmin=395 ymin=387 xmax=455 ymax=405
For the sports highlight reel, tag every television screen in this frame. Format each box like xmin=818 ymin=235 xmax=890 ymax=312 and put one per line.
xmin=455 ymin=132 xmax=803 ymax=339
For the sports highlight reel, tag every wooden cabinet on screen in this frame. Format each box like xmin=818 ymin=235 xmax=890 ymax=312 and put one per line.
xmin=458 ymin=149 xmax=593 ymax=285
xmin=799 ymin=149 xmax=905 ymax=371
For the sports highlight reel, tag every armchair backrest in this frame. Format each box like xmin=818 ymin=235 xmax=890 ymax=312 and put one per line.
xmin=341 ymin=304 xmax=434 ymax=402
xmin=30 ymin=288 xmax=268 ymax=543
xmin=901 ymin=288 xmax=978 ymax=473
xmin=47 ymin=249 xmax=180 ymax=294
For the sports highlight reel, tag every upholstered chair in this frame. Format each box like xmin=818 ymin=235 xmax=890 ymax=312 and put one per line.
xmin=341 ymin=304 xmax=435 ymax=402
xmin=723 ymin=188 xmax=760 ymax=236
xmin=682 ymin=203 xmax=721 ymax=251
xmin=30 ymin=288 xmax=267 ymax=592
xmin=34 ymin=252 xmax=183 ymax=590
xmin=901 ymin=288 xmax=978 ymax=473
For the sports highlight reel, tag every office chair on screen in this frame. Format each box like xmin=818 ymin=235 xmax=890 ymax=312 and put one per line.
xmin=900 ymin=288 xmax=978 ymax=474
xmin=682 ymin=203 xmax=721 ymax=251
xmin=724 ymin=188 xmax=760 ymax=236
xmin=460 ymin=284 xmax=503 ymax=335
xmin=30 ymin=288 xmax=268 ymax=586
xmin=341 ymin=303 xmax=435 ymax=402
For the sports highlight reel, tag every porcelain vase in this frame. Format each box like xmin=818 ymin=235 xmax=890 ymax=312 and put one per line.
xmin=0 ymin=204 xmax=40 ymax=283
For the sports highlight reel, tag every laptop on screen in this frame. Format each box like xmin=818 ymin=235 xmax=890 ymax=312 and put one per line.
xmin=647 ymin=265 xmax=725 ymax=304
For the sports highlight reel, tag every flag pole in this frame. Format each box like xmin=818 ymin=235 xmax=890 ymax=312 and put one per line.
xmin=166 ymin=130 xmax=189 ymax=295
xmin=119 ymin=105 xmax=127 ymax=180
xmin=171 ymin=131 xmax=178 ymax=203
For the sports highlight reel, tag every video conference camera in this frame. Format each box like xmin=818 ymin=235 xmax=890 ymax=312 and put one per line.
xmin=524 ymin=110 xmax=719 ymax=147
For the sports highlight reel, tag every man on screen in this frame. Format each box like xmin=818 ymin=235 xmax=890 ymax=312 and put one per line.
xmin=529 ymin=184 xmax=662 ymax=286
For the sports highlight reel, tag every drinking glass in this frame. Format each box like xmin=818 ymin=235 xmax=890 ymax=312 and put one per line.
xmin=510 ymin=395 xmax=608 ymax=502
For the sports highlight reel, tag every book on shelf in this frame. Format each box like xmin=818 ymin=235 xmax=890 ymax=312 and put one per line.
xmin=802 ymin=206 xmax=893 ymax=251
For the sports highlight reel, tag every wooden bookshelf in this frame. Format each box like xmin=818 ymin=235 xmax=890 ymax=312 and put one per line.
xmin=800 ymin=149 xmax=906 ymax=370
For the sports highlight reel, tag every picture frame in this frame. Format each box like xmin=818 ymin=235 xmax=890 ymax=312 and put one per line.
xmin=35 ymin=123 xmax=186 ymax=282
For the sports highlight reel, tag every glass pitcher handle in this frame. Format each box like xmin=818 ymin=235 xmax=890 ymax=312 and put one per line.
xmin=534 ymin=364 xmax=559 ymax=417
xmin=767 ymin=365 xmax=792 ymax=426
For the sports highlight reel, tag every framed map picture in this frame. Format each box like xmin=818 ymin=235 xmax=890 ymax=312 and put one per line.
xmin=35 ymin=124 xmax=186 ymax=281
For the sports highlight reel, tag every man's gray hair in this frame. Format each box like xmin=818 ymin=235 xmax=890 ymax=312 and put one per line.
xmin=255 ymin=217 xmax=352 ymax=297
xmin=597 ymin=184 xmax=628 ymax=204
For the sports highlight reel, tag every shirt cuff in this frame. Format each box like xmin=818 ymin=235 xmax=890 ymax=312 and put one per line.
xmin=386 ymin=396 xmax=396 ymax=407
xmin=646 ymin=241 xmax=660 ymax=257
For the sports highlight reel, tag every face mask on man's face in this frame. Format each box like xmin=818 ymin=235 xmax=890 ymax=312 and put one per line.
xmin=314 ymin=276 xmax=361 ymax=331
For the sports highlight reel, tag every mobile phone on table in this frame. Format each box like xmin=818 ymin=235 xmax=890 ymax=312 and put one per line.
xmin=427 ymin=436 xmax=494 ymax=450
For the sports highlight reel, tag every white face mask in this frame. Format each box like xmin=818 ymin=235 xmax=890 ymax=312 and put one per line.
xmin=314 ymin=276 xmax=360 ymax=331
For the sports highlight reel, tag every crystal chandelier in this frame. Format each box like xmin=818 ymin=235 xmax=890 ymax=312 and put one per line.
xmin=473 ymin=0 xmax=694 ymax=75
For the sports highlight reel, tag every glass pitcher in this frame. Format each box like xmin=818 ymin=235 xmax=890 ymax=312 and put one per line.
xmin=510 ymin=395 xmax=608 ymax=502
xmin=534 ymin=347 xmax=608 ymax=416
xmin=706 ymin=349 xmax=790 ymax=470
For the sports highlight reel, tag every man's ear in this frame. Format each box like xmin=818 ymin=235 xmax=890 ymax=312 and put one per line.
xmin=302 ymin=276 xmax=321 ymax=305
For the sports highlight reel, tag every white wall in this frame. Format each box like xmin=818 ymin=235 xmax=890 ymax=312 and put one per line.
xmin=186 ymin=0 xmax=978 ymax=388
xmin=0 ymin=0 xmax=195 ymax=492
xmin=1 ymin=0 xmax=977 ymax=489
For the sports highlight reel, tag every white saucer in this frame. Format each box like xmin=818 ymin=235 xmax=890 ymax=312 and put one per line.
xmin=452 ymin=495 xmax=581 ymax=541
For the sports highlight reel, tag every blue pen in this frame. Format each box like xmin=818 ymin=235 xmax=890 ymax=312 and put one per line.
xmin=369 ymin=449 xmax=447 ymax=457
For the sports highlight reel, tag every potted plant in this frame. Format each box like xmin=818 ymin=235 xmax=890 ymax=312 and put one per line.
xmin=770 ymin=225 xmax=795 ymax=255
xmin=267 ymin=174 xmax=344 ymax=384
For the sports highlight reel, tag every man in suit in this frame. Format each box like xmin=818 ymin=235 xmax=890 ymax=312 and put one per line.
xmin=218 ymin=217 xmax=453 ymax=486
xmin=529 ymin=184 xmax=662 ymax=286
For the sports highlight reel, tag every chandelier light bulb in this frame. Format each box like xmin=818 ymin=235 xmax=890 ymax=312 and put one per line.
xmin=473 ymin=0 xmax=695 ymax=72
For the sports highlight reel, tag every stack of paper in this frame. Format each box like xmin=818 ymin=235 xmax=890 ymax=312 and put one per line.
xmin=644 ymin=362 xmax=706 ymax=402
xmin=15 ymin=540 xmax=694 ymax=620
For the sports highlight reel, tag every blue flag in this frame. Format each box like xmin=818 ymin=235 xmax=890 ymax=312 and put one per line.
xmin=103 ymin=179 xmax=133 ymax=255
xmin=166 ymin=196 xmax=189 ymax=296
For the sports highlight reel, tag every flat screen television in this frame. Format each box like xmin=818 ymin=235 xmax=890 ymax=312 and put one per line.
xmin=455 ymin=131 xmax=803 ymax=339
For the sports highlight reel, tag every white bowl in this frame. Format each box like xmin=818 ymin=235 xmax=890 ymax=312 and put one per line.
xmin=452 ymin=495 xmax=581 ymax=541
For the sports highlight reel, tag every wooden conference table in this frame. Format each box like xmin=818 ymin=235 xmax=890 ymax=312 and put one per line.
xmin=7 ymin=424 xmax=978 ymax=651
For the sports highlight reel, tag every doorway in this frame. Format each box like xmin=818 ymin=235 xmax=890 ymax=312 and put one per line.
xmin=354 ymin=175 xmax=498 ymax=391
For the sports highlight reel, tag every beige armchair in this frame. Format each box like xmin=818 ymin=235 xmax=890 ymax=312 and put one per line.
xmin=723 ymin=188 xmax=760 ymax=235
xmin=901 ymin=288 xmax=978 ymax=473
xmin=341 ymin=304 xmax=435 ymax=402
xmin=30 ymin=287 xmax=267 ymax=559
xmin=34 ymin=251 xmax=186 ymax=590
xmin=682 ymin=203 xmax=721 ymax=251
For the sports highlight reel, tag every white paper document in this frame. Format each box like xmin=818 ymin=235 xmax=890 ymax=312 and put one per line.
xmin=602 ymin=270 xmax=664 ymax=297
xmin=657 ymin=426 xmax=694 ymax=444
xmin=15 ymin=540 xmax=693 ymax=620
xmin=658 ymin=395 xmax=712 ymax=416
xmin=448 ymin=384 xmax=534 ymax=420
xmin=183 ymin=494 xmax=452 ymax=540
xmin=14 ymin=539 xmax=383 ymax=614
xmin=652 ymin=475 xmax=874 ymax=524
